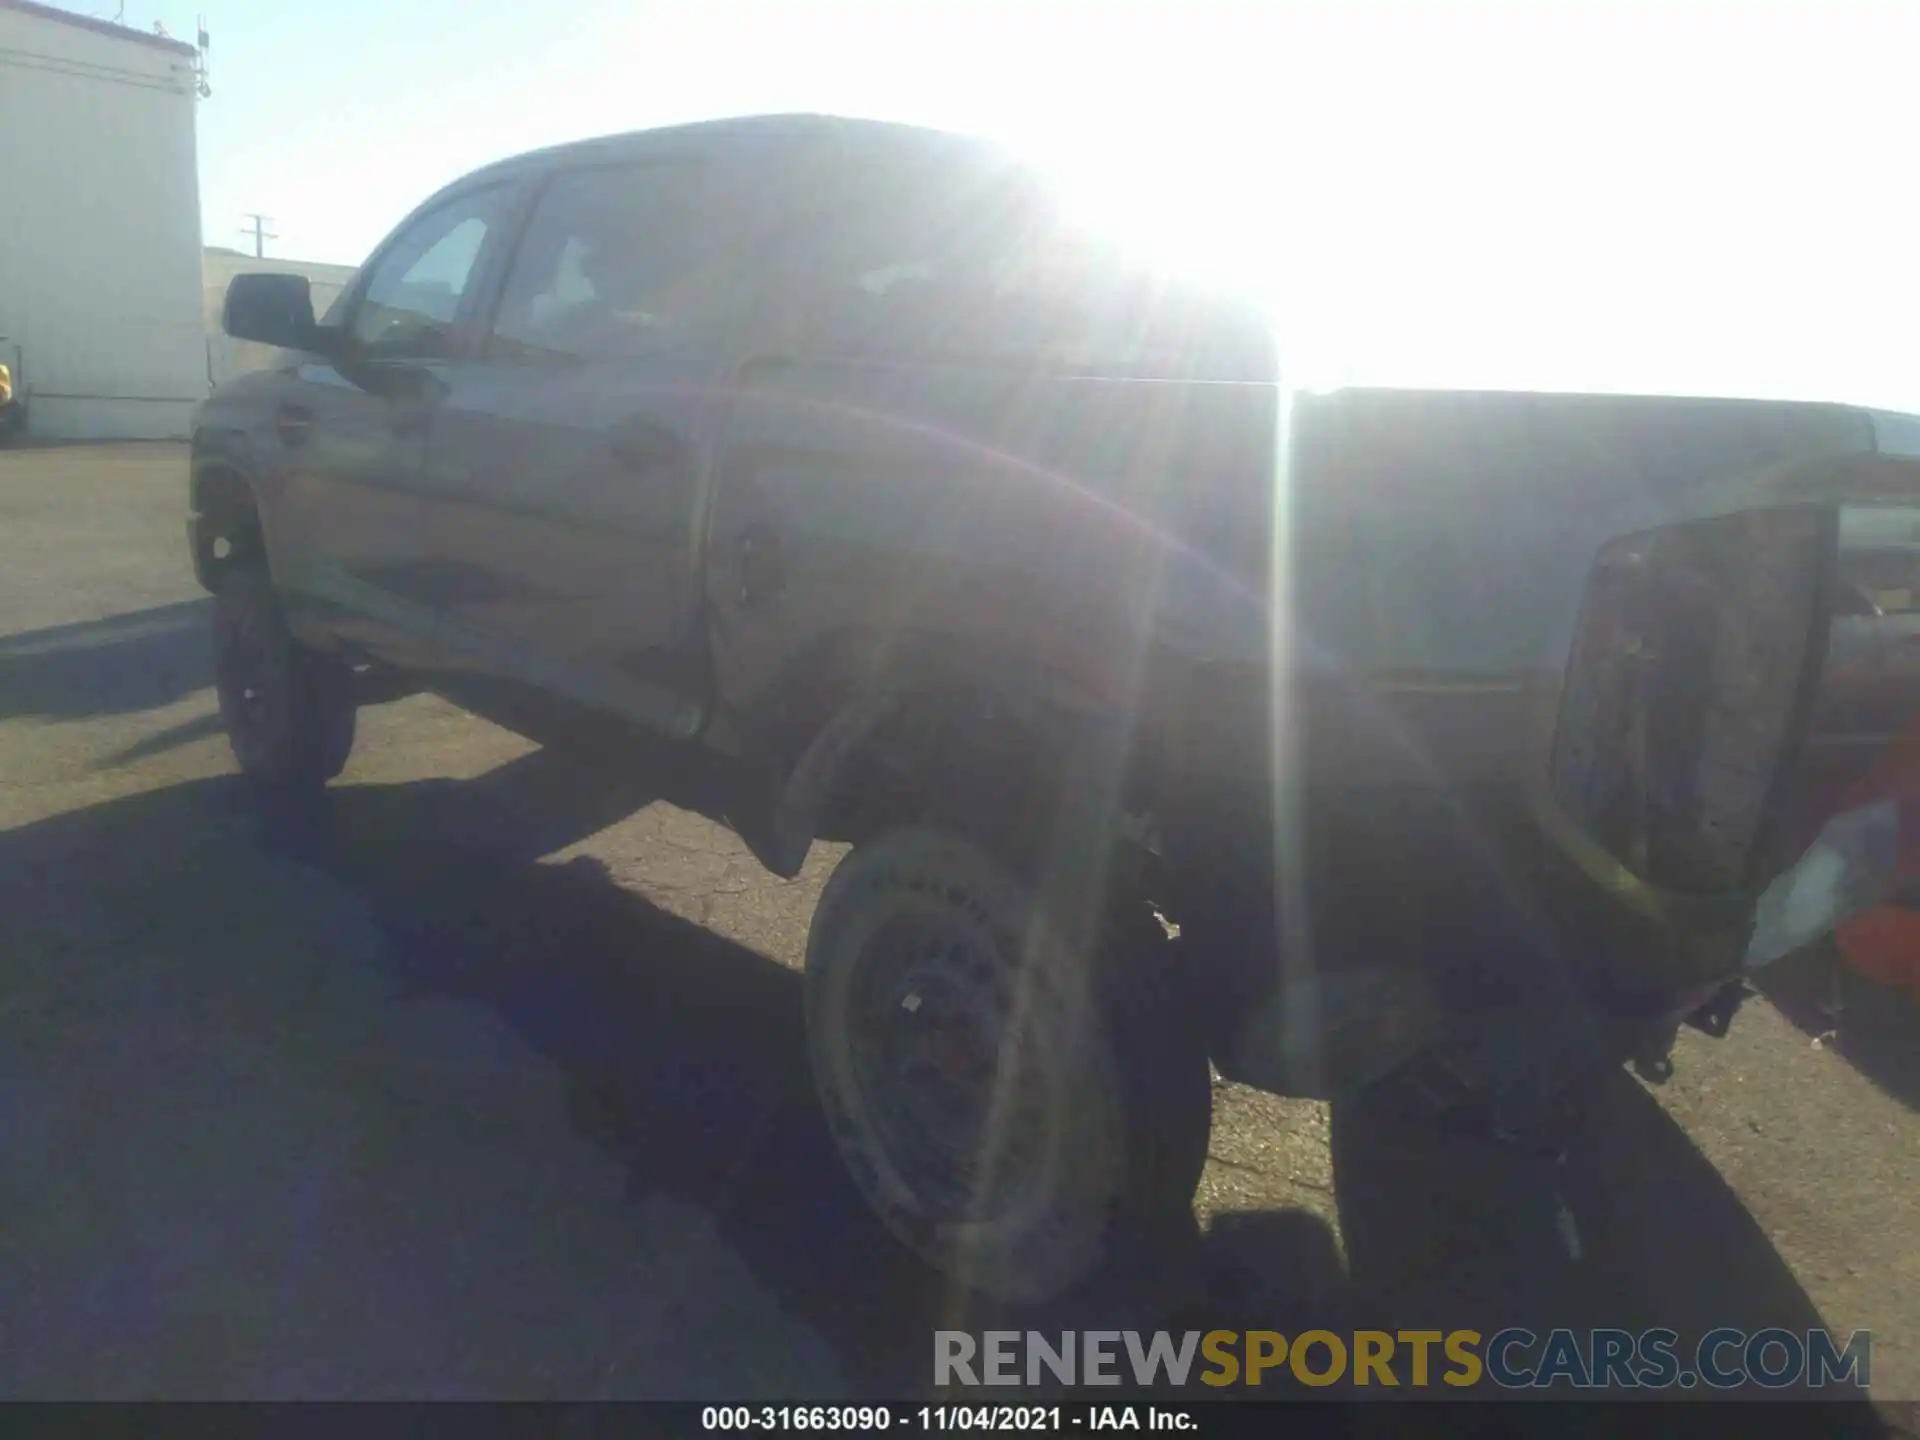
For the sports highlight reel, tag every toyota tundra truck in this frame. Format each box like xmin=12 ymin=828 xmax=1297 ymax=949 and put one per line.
xmin=189 ymin=114 xmax=1920 ymax=1305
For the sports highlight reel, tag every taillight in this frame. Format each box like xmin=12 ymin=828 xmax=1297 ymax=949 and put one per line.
xmin=1550 ymin=507 xmax=1831 ymax=891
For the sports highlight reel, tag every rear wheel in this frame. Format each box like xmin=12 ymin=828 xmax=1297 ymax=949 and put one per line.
xmin=212 ymin=567 xmax=356 ymax=797
xmin=805 ymin=825 xmax=1213 ymax=1305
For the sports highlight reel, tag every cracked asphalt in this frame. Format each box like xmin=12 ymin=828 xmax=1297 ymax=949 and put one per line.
xmin=0 ymin=443 xmax=1913 ymax=1421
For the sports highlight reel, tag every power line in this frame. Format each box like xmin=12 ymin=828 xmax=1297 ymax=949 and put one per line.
xmin=0 ymin=49 xmax=197 ymax=95
xmin=239 ymin=214 xmax=278 ymax=259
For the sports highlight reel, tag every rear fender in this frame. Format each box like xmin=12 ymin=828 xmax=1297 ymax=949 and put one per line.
xmin=749 ymin=648 xmax=1132 ymax=880
xmin=755 ymin=687 xmax=900 ymax=878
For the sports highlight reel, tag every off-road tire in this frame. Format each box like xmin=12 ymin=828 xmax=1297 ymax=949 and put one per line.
xmin=212 ymin=567 xmax=356 ymax=797
xmin=805 ymin=825 xmax=1213 ymax=1305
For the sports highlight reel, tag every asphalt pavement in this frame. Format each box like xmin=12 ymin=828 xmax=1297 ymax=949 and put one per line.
xmin=0 ymin=443 xmax=1913 ymax=1416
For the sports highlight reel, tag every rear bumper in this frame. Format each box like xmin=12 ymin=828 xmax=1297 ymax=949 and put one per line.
xmin=1168 ymin=779 xmax=1760 ymax=1103
xmin=1185 ymin=763 xmax=1910 ymax=1106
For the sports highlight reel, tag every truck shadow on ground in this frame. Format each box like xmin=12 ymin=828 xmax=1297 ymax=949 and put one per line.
xmin=1754 ymin=947 xmax=1920 ymax=1113
xmin=0 ymin=599 xmax=213 ymax=725
xmin=0 ymin=748 xmax=1893 ymax=1429
xmin=277 ymin=750 xmax=1883 ymax=1419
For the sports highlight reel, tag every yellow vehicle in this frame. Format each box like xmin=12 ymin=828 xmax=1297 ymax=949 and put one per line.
xmin=0 ymin=356 xmax=21 ymax=439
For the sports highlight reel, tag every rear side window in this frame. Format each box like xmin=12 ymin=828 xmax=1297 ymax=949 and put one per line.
xmin=488 ymin=162 xmax=759 ymax=364
xmin=788 ymin=161 xmax=1041 ymax=360
xmin=789 ymin=158 xmax=1275 ymax=381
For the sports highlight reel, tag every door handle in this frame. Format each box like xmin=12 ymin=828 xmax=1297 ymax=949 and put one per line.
xmin=274 ymin=403 xmax=313 ymax=446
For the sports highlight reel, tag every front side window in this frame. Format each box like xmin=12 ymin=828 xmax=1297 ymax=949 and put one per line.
xmin=488 ymin=162 xmax=748 ymax=364
xmin=349 ymin=186 xmax=509 ymax=358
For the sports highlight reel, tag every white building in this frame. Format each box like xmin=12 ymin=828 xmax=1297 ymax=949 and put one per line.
xmin=0 ymin=0 xmax=206 ymax=440
xmin=203 ymin=248 xmax=356 ymax=389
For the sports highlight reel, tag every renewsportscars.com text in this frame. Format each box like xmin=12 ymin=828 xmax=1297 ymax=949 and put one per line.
xmin=934 ymin=1328 xmax=1872 ymax=1390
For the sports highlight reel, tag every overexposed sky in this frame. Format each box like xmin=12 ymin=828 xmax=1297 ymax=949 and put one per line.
xmin=84 ymin=0 xmax=1920 ymax=408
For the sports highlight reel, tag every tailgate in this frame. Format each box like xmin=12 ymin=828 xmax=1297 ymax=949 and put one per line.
xmin=1540 ymin=450 xmax=1920 ymax=995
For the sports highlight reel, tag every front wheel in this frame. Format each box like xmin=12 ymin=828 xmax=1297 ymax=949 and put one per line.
xmin=212 ymin=568 xmax=356 ymax=797
xmin=804 ymin=826 xmax=1213 ymax=1305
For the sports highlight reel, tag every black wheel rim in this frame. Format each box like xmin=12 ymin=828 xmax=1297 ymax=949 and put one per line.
xmin=217 ymin=602 xmax=281 ymax=763
xmin=847 ymin=910 xmax=1051 ymax=1221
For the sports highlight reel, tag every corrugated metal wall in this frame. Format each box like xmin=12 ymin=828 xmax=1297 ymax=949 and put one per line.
xmin=0 ymin=4 xmax=206 ymax=440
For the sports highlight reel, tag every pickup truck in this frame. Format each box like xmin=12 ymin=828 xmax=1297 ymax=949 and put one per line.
xmin=191 ymin=113 xmax=1920 ymax=1305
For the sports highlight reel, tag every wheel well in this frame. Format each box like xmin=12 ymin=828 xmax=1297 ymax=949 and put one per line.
xmin=802 ymin=683 xmax=1237 ymax=1042
xmin=778 ymin=668 xmax=1254 ymax=1056
xmin=751 ymin=633 xmax=1170 ymax=889
xmin=811 ymin=687 xmax=1071 ymax=853
xmin=191 ymin=464 xmax=266 ymax=588
xmin=800 ymin=675 xmax=1170 ymax=902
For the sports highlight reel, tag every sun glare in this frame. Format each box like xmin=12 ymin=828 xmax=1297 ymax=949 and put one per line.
xmin=1033 ymin=137 xmax=1364 ymax=391
xmin=1049 ymin=149 xmax=1274 ymax=298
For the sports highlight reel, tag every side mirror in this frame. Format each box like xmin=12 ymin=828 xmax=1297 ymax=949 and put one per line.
xmin=223 ymin=273 xmax=323 ymax=351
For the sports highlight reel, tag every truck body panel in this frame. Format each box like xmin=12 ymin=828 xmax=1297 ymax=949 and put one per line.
xmin=190 ymin=112 xmax=1920 ymax=1110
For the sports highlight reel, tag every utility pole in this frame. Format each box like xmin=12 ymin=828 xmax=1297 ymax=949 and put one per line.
xmin=239 ymin=213 xmax=278 ymax=259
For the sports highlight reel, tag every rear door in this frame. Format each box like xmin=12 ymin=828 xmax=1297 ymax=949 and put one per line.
xmin=271 ymin=182 xmax=522 ymax=662
xmin=420 ymin=159 xmax=771 ymax=736
xmin=703 ymin=148 xmax=1284 ymax=737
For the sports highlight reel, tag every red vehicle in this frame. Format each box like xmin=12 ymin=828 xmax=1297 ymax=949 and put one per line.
xmin=1830 ymin=718 xmax=1920 ymax=999
xmin=1763 ymin=506 xmax=1920 ymax=991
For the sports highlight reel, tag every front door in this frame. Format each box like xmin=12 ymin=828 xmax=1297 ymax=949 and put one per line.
xmin=273 ymin=182 xmax=519 ymax=665
xmin=421 ymin=161 xmax=762 ymax=736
